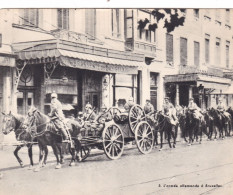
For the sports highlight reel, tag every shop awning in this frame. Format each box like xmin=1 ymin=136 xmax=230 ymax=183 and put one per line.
xmin=0 ymin=53 xmax=16 ymax=67
xmin=14 ymin=41 xmax=143 ymax=75
xmin=164 ymin=73 xmax=231 ymax=90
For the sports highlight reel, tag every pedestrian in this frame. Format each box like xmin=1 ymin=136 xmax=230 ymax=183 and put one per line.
xmin=48 ymin=92 xmax=69 ymax=141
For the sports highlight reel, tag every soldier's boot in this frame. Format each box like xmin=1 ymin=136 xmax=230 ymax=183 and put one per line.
xmin=60 ymin=127 xmax=69 ymax=141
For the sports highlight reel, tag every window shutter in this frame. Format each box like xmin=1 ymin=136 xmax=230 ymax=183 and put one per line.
xmin=205 ymin=38 xmax=209 ymax=63
xmin=226 ymin=45 xmax=229 ymax=68
xmin=63 ymin=9 xmax=69 ymax=30
xmin=194 ymin=41 xmax=200 ymax=66
xmin=85 ymin=9 xmax=96 ymax=39
xmin=166 ymin=34 xmax=173 ymax=63
xmin=57 ymin=9 xmax=62 ymax=29
xmin=180 ymin=37 xmax=187 ymax=65
xmin=215 ymin=38 xmax=221 ymax=66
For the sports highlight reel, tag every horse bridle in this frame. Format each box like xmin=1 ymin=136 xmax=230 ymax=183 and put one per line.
xmin=2 ymin=114 xmax=15 ymax=134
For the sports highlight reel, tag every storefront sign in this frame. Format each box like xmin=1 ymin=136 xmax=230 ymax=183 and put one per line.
xmin=60 ymin=56 xmax=138 ymax=75
xmin=0 ymin=56 xmax=15 ymax=67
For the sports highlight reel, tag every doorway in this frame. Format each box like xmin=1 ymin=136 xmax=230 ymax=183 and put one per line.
xmin=17 ymin=90 xmax=34 ymax=115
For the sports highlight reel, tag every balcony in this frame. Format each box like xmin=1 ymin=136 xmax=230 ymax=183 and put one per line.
xmin=179 ymin=65 xmax=224 ymax=77
xmin=125 ymin=39 xmax=157 ymax=58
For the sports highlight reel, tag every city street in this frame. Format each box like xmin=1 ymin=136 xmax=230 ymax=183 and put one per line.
xmin=1 ymin=137 xmax=233 ymax=195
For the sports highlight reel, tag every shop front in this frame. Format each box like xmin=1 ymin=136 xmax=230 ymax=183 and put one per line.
xmin=164 ymin=73 xmax=231 ymax=109
xmin=14 ymin=39 xmax=143 ymax=115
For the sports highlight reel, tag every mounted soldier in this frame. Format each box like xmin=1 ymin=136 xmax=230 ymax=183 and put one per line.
xmin=144 ymin=99 xmax=155 ymax=124
xmin=216 ymin=98 xmax=231 ymax=120
xmin=48 ymin=92 xmax=70 ymax=141
xmin=187 ymin=97 xmax=203 ymax=120
xmin=162 ymin=97 xmax=178 ymax=126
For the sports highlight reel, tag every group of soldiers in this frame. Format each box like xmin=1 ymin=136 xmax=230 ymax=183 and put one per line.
xmin=48 ymin=91 xmax=230 ymax=143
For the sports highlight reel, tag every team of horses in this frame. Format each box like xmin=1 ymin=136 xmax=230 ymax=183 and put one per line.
xmin=1 ymin=105 xmax=233 ymax=172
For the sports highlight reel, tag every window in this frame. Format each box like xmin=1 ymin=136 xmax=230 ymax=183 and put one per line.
xmin=145 ymin=30 xmax=151 ymax=42
xmin=193 ymin=9 xmax=199 ymax=18
xmin=57 ymin=9 xmax=69 ymax=30
xmin=194 ymin=41 xmax=200 ymax=66
xmin=23 ymin=9 xmax=39 ymax=27
xmin=180 ymin=37 xmax=188 ymax=66
xmin=215 ymin=38 xmax=221 ymax=66
xmin=85 ymin=9 xmax=96 ymax=39
xmin=0 ymin=34 xmax=2 ymax=48
xmin=205 ymin=34 xmax=210 ymax=64
xmin=226 ymin=41 xmax=230 ymax=68
xmin=112 ymin=9 xmax=121 ymax=38
xmin=166 ymin=34 xmax=173 ymax=64
xmin=113 ymin=74 xmax=138 ymax=106
xmin=125 ymin=9 xmax=133 ymax=39
xmin=226 ymin=9 xmax=230 ymax=25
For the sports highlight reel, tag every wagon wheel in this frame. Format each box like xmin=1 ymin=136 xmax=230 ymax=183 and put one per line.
xmin=135 ymin=121 xmax=154 ymax=154
xmin=78 ymin=146 xmax=91 ymax=161
xmin=129 ymin=104 xmax=146 ymax=134
xmin=102 ymin=124 xmax=124 ymax=160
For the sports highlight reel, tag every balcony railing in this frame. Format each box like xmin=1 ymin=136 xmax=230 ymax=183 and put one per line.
xmin=179 ymin=65 xmax=224 ymax=77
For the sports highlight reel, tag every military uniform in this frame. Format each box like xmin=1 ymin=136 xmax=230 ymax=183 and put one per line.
xmin=144 ymin=102 xmax=155 ymax=115
xmin=163 ymin=101 xmax=178 ymax=126
xmin=49 ymin=96 xmax=69 ymax=140
xmin=188 ymin=101 xmax=202 ymax=120
xmin=217 ymin=101 xmax=231 ymax=119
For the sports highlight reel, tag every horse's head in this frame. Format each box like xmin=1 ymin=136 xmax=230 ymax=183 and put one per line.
xmin=1 ymin=111 xmax=16 ymax=135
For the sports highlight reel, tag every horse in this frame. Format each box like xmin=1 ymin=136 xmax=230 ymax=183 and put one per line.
xmin=154 ymin=111 xmax=178 ymax=150
xmin=185 ymin=109 xmax=203 ymax=145
xmin=1 ymin=112 xmax=40 ymax=169
xmin=202 ymin=109 xmax=214 ymax=140
xmin=209 ymin=107 xmax=232 ymax=139
xmin=24 ymin=107 xmax=82 ymax=171
xmin=176 ymin=106 xmax=188 ymax=143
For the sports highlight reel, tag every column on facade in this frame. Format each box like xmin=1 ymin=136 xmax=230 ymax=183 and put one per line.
xmin=2 ymin=68 xmax=11 ymax=113
xmin=140 ymin=67 xmax=150 ymax=106
xmin=101 ymin=74 xmax=111 ymax=108
xmin=175 ymin=84 xmax=180 ymax=106
xmin=189 ymin=86 xmax=193 ymax=99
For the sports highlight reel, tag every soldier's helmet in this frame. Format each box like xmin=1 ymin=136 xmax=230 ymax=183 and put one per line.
xmin=189 ymin=97 xmax=194 ymax=101
xmin=51 ymin=92 xmax=58 ymax=99
xmin=78 ymin=111 xmax=83 ymax=117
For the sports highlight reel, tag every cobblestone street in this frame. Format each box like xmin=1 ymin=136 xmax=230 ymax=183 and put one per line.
xmin=1 ymin=137 xmax=233 ymax=195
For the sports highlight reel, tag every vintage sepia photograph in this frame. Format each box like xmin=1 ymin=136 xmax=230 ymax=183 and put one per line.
xmin=1 ymin=7 xmax=233 ymax=194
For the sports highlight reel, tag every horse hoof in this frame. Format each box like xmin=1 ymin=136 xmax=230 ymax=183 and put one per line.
xmin=20 ymin=163 xmax=24 ymax=168
xmin=60 ymin=159 xmax=65 ymax=164
xmin=55 ymin=164 xmax=62 ymax=169
xmin=187 ymin=144 xmax=191 ymax=146
xmin=34 ymin=167 xmax=40 ymax=172
xmin=69 ymin=162 xmax=75 ymax=166
xmin=28 ymin=165 xmax=33 ymax=170
xmin=173 ymin=145 xmax=176 ymax=148
xmin=42 ymin=164 xmax=46 ymax=167
xmin=159 ymin=148 xmax=162 ymax=151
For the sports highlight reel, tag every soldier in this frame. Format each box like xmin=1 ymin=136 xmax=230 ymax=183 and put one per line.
xmin=124 ymin=96 xmax=135 ymax=112
xmin=48 ymin=92 xmax=69 ymax=141
xmin=162 ymin=97 xmax=178 ymax=126
xmin=217 ymin=97 xmax=231 ymax=119
xmin=144 ymin=99 xmax=155 ymax=115
xmin=82 ymin=103 xmax=97 ymax=135
xmin=187 ymin=97 xmax=202 ymax=120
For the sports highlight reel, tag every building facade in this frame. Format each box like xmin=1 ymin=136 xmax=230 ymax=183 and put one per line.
xmin=1 ymin=8 xmax=233 ymax=145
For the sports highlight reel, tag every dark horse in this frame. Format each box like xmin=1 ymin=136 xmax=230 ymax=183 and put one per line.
xmin=209 ymin=107 xmax=232 ymax=139
xmin=154 ymin=111 xmax=178 ymax=150
xmin=1 ymin=112 xmax=40 ymax=169
xmin=25 ymin=107 xmax=82 ymax=171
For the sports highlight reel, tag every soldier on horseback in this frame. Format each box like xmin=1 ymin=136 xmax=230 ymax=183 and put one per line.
xmin=48 ymin=92 xmax=70 ymax=141
xmin=217 ymin=98 xmax=231 ymax=120
xmin=187 ymin=97 xmax=203 ymax=120
xmin=162 ymin=97 xmax=178 ymax=126
xmin=144 ymin=99 xmax=155 ymax=124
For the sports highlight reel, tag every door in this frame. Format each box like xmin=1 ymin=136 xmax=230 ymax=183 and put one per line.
xmin=85 ymin=92 xmax=100 ymax=112
xmin=17 ymin=90 xmax=34 ymax=115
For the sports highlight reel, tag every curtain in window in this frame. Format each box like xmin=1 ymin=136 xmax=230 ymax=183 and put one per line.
xmin=166 ymin=34 xmax=173 ymax=63
xmin=180 ymin=37 xmax=187 ymax=65
xmin=194 ymin=41 xmax=200 ymax=66
xmin=57 ymin=9 xmax=69 ymax=29
xmin=205 ymin=38 xmax=210 ymax=63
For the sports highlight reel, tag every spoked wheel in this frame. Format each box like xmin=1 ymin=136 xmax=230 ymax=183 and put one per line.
xmin=129 ymin=104 xmax=146 ymax=134
xmin=135 ymin=121 xmax=154 ymax=154
xmin=79 ymin=146 xmax=91 ymax=161
xmin=102 ymin=124 xmax=124 ymax=160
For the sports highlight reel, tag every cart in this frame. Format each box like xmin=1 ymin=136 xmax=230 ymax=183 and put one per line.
xmin=78 ymin=104 xmax=154 ymax=161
